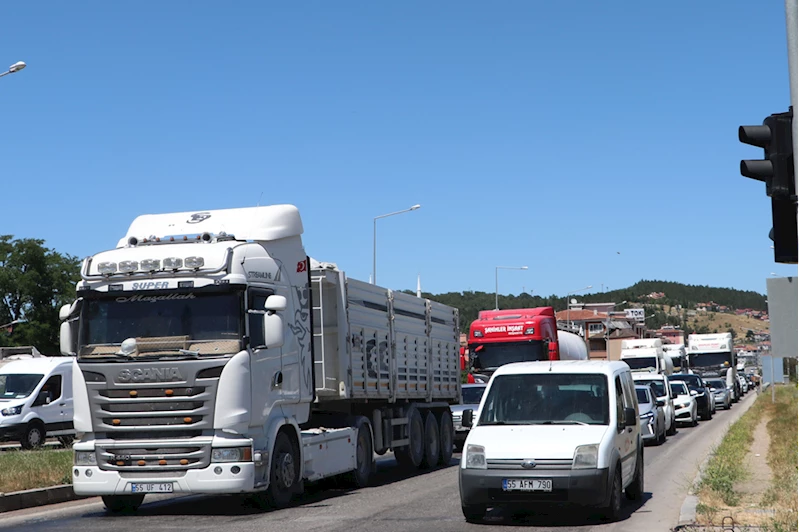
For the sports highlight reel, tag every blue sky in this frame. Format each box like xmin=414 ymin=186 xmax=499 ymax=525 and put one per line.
xmin=0 ymin=1 xmax=795 ymax=298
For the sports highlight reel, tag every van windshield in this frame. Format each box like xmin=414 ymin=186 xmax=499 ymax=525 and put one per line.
xmin=0 ymin=374 xmax=44 ymax=399
xmin=478 ymin=373 xmax=609 ymax=426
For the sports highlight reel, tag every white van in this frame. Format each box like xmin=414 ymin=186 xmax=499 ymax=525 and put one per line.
xmin=458 ymin=361 xmax=643 ymax=522
xmin=0 ymin=357 xmax=75 ymax=449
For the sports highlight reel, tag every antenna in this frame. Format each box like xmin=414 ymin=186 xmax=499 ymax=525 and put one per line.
xmin=257 ymin=192 xmax=264 ymax=207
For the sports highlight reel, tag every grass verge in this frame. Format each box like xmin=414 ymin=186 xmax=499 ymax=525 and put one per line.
xmin=0 ymin=449 xmax=72 ymax=493
xmin=698 ymin=394 xmax=764 ymax=506
xmin=762 ymin=385 xmax=797 ymax=532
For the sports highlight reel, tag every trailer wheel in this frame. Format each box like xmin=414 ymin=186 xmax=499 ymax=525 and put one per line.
xmin=438 ymin=411 xmax=454 ymax=466
xmin=421 ymin=411 xmax=440 ymax=469
xmin=347 ymin=421 xmax=374 ymax=488
xmin=395 ymin=407 xmax=423 ymax=469
xmin=266 ymin=431 xmax=299 ymax=509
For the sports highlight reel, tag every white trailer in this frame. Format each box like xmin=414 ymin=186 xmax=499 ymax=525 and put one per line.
xmin=662 ymin=344 xmax=686 ymax=373
xmin=620 ymin=338 xmax=674 ymax=375
xmin=60 ymin=205 xmax=460 ymax=513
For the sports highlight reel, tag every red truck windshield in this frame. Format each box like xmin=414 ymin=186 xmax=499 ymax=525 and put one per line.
xmin=470 ymin=340 xmax=546 ymax=371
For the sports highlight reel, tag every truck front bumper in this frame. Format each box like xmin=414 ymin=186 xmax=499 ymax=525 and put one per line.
xmin=72 ymin=463 xmax=257 ymax=496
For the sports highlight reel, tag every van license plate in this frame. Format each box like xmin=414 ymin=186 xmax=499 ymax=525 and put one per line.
xmin=502 ymin=479 xmax=552 ymax=492
xmin=131 ymin=483 xmax=173 ymax=493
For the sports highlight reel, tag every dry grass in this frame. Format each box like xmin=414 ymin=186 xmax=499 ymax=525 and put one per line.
xmin=0 ymin=449 xmax=72 ymax=493
xmin=661 ymin=305 xmax=770 ymax=339
xmin=696 ymin=386 xmax=797 ymax=531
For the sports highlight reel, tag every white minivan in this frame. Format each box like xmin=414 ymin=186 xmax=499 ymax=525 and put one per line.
xmin=458 ymin=360 xmax=644 ymax=522
xmin=0 ymin=357 xmax=75 ymax=449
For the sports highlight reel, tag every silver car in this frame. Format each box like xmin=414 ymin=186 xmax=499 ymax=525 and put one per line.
xmin=705 ymin=378 xmax=732 ymax=409
xmin=451 ymin=383 xmax=487 ymax=450
xmin=635 ymin=385 xmax=666 ymax=445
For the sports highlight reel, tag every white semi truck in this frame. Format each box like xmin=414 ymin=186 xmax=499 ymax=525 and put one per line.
xmin=60 ymin=205 xmax=461 ymax=512
xmin=687 ymin=333 xmax=739 ymax=402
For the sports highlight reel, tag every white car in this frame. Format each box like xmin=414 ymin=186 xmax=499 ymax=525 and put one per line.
xmin=669 ymin=380 xmax=697 ymax=427
xmin=633 ymin=373 xmax=676 ymax=436
xmin=738 ymin=375 xmax=749 ymax=394
xmin=458 ymin=361 xmax=644 ymax=523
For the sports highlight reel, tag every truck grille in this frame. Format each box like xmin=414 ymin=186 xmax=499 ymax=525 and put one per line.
xmin=81 ymin=360 xmax=225 ymax=472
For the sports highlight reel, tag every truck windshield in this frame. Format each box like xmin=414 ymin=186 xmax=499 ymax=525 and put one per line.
xmin=0 ymin=374 xmax=43 ymax=399
xmin=79 ymin=290 xmax=243 ymax=359
xmin=478 ymin=373 xmax=609 ymax=426
xmin=669 ymin=356 xmax=682 ymax=370
xmin=689 ymin=352 xmax=732 ymax=367
xmin=470 ymin=340 xmax=545 ymax=371
xmin=622 ymin=357 xmax=658 ymax=371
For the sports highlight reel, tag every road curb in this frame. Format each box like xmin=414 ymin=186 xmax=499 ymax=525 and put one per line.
xmin=677 ymin=393 xmax=757 ymax=526
xmin=0 ymin=485 xmax=88 ymax=513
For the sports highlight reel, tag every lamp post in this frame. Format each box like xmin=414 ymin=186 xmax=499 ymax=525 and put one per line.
xmin=0 ymin=61 xmax=26 ymax=79
xmin=372 ymin=204 xmax=421 ymax=285
xmin=566 ymin=285 xmax=593 ymax=333
xmin=494 ymin=266 xmax=528 ymax=310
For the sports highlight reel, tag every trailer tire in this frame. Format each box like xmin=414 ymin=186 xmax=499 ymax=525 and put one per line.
xmin=438 ymin=410 xmax=454 ymax=465
xmin=266 ymin=431 xmax=299 ymax=509
xmin=421 ymin=411 xmax=440 ymax=469
xmin=346 ymin=421 xmax=374 ymax=488
xmin=395 ymin=407 xmax=423 ymax=469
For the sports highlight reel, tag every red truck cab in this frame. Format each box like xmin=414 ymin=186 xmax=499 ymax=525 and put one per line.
xmin=468 ymin=307 xmax=559 ymax=376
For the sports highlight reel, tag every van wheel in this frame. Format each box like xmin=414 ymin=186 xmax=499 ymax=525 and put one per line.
xmin=438 ymin=411 xmax=454 ymax=465
xmin=462 ymin=504 xmax=485 ymax=522
xmin=102 ymin=494 xmax=145 ymax=513
xmin=601 ymin=467 xmax=623 ymax=521
xmin=420 ymin=412 xmax=440 ymax=469
xmin=20 ymin=421 xmax=45 ymax=450
xmin=625 ymin=450 xmax=644 ymax=501
xmin=395 ymin=407 xmax=424 ymax=469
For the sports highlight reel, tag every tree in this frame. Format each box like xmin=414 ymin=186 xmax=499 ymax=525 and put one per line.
xmin=0 ymin=236 xmax=81 ymax=353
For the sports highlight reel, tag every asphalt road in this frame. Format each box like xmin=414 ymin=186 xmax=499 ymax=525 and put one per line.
xmin=0 ymin=392 xmax=757 ymax=532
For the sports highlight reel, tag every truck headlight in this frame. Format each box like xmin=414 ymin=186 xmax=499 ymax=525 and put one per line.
xmin=211 ymin=447 xmax=252 ymax=463
xmin=464 ymin=444 xmax=487 ymax=469
xmin=75 ymin=451 xmax=97 ymax=466
xmin=572 ymin=444 xmax=598 ymax=469
xmin=1 ymin=406 xmax=22 ymax=416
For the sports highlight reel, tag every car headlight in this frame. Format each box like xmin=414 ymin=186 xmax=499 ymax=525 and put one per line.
xmin=211 ymin=447 xmax=252 ymax=463
xmin=0 ymin=405 xmax=22 ymax=416
xmin=639 ymin=412 xmax=655 ymax=421
xmin=75 ymin=451 xmax=97 ymax=466
xmin=464 ymin=444 xmax=487 ymax=469
xmin=572 ymin=444 xmax=598 ymax=469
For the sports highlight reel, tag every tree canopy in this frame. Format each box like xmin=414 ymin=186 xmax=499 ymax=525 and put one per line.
xmin=0 ymin=236 xmax=81 ymax=354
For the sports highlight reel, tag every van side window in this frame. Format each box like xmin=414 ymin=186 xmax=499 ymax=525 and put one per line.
xmin=614 ymin=376 xmax=624 ymax=424
xmin=40 ymin=375 xmax=62 ymax=404
xmin=247 ymin=288 xmax=274 ymax=349
xmin=621 ymin=372 xmax=635 ymax=408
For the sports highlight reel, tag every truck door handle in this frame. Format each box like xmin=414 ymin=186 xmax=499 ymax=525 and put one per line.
xmin=272 ymin=371 xmax=283 ymax=388
xmin=59 ymin=403 xmax=66 ymax=406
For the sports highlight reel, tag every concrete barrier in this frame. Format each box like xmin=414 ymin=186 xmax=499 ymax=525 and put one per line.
xmin=0 ymin=485 xmax=89 ymax=513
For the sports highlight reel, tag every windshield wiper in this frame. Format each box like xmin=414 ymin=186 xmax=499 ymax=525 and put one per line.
xmin=542 ymin=420 xmax=590 ymax=426
xmin=481 ymin=421 xmax=507 ymax=426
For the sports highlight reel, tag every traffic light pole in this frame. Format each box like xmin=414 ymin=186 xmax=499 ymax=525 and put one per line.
xmin=785 ymin=0 xmax=797 ymax=216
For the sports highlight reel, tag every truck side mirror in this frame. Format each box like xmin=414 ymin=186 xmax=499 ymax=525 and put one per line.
xmin=462 ymin=409 xmax=473 ymax=428
xmin=59 ymin=303 xmax=72 ymax=321
xmin=263 ymin=295 xmax=286 ymax=348
xmin=60 ymin=321 xmax=76 ymax=356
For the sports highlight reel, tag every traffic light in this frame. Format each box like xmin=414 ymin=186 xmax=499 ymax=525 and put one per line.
xmin=739 ymin=107 xmax=797 ymax=264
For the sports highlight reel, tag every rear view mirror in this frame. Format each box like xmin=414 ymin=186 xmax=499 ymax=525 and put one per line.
xmin=264 ymin=295 xmax=287 ymax=312
xmin=462 ymin=409 xmax=474 ymax=428
xmin=690 ymin=390 xmax=698 ymax=396
xmin=656 ymin=399 xmax=666 ymax=407
xmin=624 ymin=407 xmax=637 ymax=427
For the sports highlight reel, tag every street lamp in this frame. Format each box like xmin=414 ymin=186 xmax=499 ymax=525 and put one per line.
xmin=0 ymin=61 xmax=26 ymax=79
xmin=0 ymin=318 xmax=27 ymax=330
xmin=566 ymin=285 xmax=593 ymax=332
xmin=372 ymin=204 xmax=421 ymax=285
xmin=495 ymin=266 xmax=528 ymax=310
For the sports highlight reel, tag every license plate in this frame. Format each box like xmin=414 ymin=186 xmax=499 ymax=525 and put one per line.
xmin=502 ymin=478 xmax=552 ymax=492
xmin=131 ymin=483 xmax=173 ymax=493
